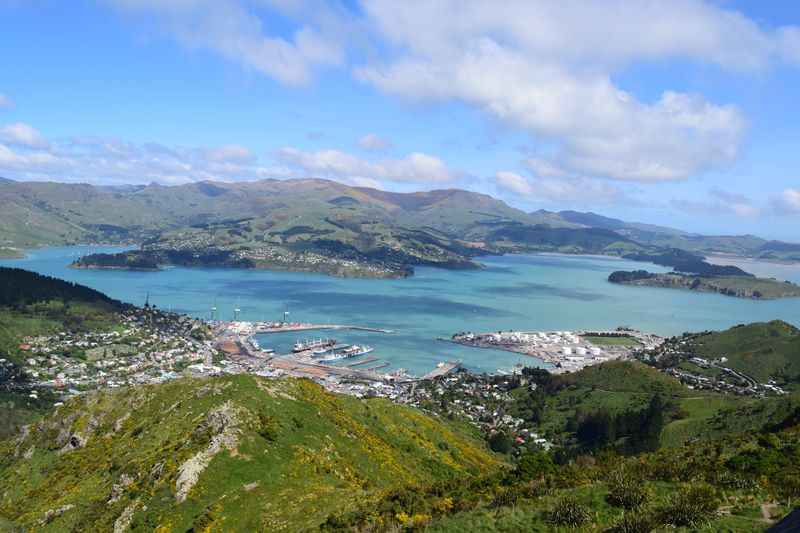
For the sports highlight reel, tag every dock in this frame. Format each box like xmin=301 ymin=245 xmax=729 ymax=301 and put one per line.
xmin=253 ymin=323 xmax=394 ymax=335
xmin=366 ymin=362 xmax=390 ymax=371
xmin=346 ymin=356 xmax=378 ymax=367
xmin=421 ymin=360 xmax=462 ymax=380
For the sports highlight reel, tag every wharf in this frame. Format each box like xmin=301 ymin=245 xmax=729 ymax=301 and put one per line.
xmin=346 ymin=356 xmax=378 ymax=367
xmin=421 ymin=361 xmax=461 ymax=380
xmin=367 ymin=362 xmax=390 ymax=371
xmin=254 ymin=323 xmax=394 ymax=335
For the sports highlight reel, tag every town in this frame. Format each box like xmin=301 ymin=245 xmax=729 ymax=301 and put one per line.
xmin=14 ymin=306 xmax=217 ymax=399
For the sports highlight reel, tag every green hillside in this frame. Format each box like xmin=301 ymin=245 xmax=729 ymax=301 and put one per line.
xmin=0 ymin=375 xmax=501 ymax=532
xmin=493 ymin=360 xmax=798 ymax=456
xmin=694 ymin=320 xmax=800 ymax=386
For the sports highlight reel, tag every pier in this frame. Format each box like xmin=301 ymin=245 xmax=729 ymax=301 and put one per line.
xmin=367 ymin=362 xmax=390 ymax=371
xmin=253 ymin=322 xmax=394 ymax=335
xmin=346 ymin=356 xmax=379 ymax=367
xmin=421 ymin=361 xmax=461 ymax=380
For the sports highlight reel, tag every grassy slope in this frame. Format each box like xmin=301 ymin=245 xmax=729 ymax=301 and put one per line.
xmin=0 ymin=375 xmax=502 ymax=532
xmin=694 ymin=321 xmax=800 ymax=386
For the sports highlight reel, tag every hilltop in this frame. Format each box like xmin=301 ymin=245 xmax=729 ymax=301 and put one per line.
xmin=0 ymin=374 xmax=500 ymax=532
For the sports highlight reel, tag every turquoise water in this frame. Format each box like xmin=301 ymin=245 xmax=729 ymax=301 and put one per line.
xmin=3 ymin=246 xmax=800 ymax=375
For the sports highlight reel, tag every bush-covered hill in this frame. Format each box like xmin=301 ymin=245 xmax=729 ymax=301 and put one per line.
xmin=323 ymin=413 xmax=800 ymax=531
xmin=0 ymin=375 xmax=502 ymax=532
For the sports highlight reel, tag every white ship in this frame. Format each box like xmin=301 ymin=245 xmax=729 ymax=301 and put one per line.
xmin=319 ymin=344 xmax=373 ymax=361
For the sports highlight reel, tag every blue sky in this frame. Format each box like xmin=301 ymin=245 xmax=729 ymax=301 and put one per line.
xmin=1 ymin=1 xmax=799 ymax=240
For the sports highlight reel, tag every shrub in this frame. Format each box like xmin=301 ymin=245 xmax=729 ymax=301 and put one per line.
xmin=490 ymin=487 xmax=519 ymax=509
xmin=605 ymin=469 xmax=652 ymax=510
xmin=488 ymin=431 xmax=513 ymax=454
xmin=547 ymin=496 xmax=592 ymax=528
xmin=658 ymin=483 xmax=719 ymax=527
xmin=516 ymin=451 xmax=555 ymax=480
xmin=605 ymin=509 xmax=657 ymax=533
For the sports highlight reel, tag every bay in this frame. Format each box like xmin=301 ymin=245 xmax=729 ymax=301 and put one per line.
xmin=3 ymin=246 xmax=799 ymax=376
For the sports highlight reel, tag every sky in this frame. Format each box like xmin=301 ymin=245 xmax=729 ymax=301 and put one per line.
xmin=1 ymin=1 xmax=799 ymax=240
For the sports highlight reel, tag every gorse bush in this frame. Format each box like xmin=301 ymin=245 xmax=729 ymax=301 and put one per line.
xmin=657 ymin=483 xmax=719 ymax=527
xmin=546 ymin=496 xmax=592 ymax=527
xmin=605 ymin=469 xmax=652 ymax=510
xmin=606 ymin=509 xmax=657 ymax=533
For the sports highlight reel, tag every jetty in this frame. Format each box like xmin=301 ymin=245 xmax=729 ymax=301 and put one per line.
xmin=254 ymin=322 xmax=394 ymax=335
xmin=421 ymin=361 xmax=462 ymax=380
xmin=367 ymin=362 xmax=390 ymax=371
xmin=346 ymin=356 xmax=379 ymax=367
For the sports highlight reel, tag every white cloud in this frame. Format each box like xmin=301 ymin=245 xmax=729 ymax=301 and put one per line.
xmin=495 ymin=171 xmax=532 ymax=196
xmin=773 ymin=188 xmax=800 ymax=214
xmin=493 ymin=170 xmax=636 ymax=207
xmin=779 ymin=27 xmax=800 ymax=65
xmin=0 ymin=123 xmax=50 ymax=149
xmin=358 ymin=133 xmax=392 ymax=151
xmin=204 ymin=144 xmax=255 ymax=164
xmin=104 ymin=0 xmax=344 ymax=85
xmin=672 ymin=188 xmax=761 ymax=218
xmin=0 ymin=94 xmax=11 ymax=109
xmin=0 ymin=134 xmax=284 ymax=185
xmin=354 ymin=1 xmax=800 ymax=183
xmin=277 ymin=147 xmax=455 ymax=185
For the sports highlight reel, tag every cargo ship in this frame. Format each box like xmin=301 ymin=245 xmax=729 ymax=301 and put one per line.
xmin=292 ymin=338 xmax=336 ymax=353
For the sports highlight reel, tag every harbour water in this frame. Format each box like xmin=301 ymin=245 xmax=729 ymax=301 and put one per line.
xmin=4 ymin=246 xmax=800 ymax=375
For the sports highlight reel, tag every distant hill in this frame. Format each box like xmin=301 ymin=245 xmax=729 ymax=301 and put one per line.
xmin=2 ymin=177 xmax=799 ymax=277
xmin=0 ymin=375 xmax=500 ymax=531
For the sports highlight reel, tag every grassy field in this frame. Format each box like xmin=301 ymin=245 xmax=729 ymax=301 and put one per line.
xmin=581 ymin=334 xmax=641 ymax=347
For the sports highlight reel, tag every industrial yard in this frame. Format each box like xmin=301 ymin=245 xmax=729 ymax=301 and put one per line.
xmin=449 ymin=328 xmax=664 ymax=373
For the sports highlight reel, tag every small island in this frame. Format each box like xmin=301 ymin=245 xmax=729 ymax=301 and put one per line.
xmin=609 ymin=270 xmax=800 ymax=299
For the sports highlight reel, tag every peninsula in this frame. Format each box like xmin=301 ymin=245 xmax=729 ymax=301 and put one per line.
xmin=608 ymin=270 xmax=800 ymax=299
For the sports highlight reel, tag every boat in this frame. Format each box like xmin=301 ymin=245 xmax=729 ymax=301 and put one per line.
xmin=319 ymin=344 xmax=373 ymax=361
xmin=292 ymin=338 xmax=336 ymax=353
